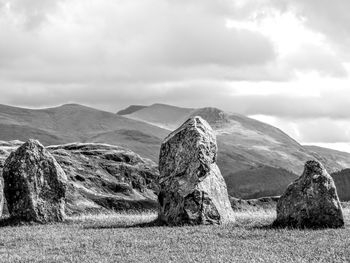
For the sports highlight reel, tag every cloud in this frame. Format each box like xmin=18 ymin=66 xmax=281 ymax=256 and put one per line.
xmin=0 ymin=0 xmax=350 ymax=148
xmin=0 ymin=0 xmax=347 ymax=87
xmin=284 ymin=44 xmax=347 ymax=77
xmin=0 ymin=0 xmax=65 ymax=29
xmin=282 ymin=0 xmax=350 ymax=49
xmin=228 ymin=0 xmax=349 ymax=74
xmin=155 ymin=24 xmax=275 ymax=67
xmin=239 ymin=0 xmax=350 ymax=60
xmin=296 ymin=118 xmax=350 ymax=143
xmin=228 ymin=93 xmax=350 ymax=120
xmin=0 ymin=0 xmax=278 ymax=87
xmin=251 ymin=115 xmax=350 ymax=144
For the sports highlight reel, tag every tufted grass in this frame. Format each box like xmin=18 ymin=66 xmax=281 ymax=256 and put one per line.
xmin=0 ymin=208 xmax=349 ymax=262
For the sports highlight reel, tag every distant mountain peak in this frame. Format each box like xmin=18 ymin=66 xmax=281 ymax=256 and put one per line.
xmin=193 ymin=107 xmax=226 ymax=116
xmin=150 ymin=103 xmax=170 ymax=107
xmin=149 ymin=103 xmax=194 ymax=111
xmin=117 ymin=105 xmax=147 ymax=115
xmin=61 ymin=103 xmax=82 ymax=107
xmin=44 ymin=103 xmax=88 ymax=111
xmin=191 ymin=107 xmax=231 ymax=128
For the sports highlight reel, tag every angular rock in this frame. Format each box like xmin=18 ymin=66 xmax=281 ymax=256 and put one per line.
xmin=274 ymin=160 xmax=344 ymax=228
xmin=158 ymin=116 xmax=234 ymax=225
xmin=3 ymin=139 xmax=67 ymax=223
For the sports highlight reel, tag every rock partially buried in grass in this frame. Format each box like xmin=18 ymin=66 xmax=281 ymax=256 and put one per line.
xmin=274 ymin=160 xmax=344 ymax=228
xmin=3 ymin=139 xmax=67 ymax=223
xmin=158 ymin=116 xmax=235 ymax=225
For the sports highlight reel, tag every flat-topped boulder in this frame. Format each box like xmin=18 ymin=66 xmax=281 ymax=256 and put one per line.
xmin=3 ymin=139 xmax=67 ymax=223
xmin=158 ymin=116 xmax=234 ymax=225
xmin=48 ymin=142 xmax=160 ymax=214
xmin=274 ymin=160 xmax=344 ymax=228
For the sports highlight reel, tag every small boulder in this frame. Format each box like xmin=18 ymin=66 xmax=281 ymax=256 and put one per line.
xmin=3 ymin=139 xmax=67 ymax=223
xmin=158 ymin=116 xmax=234 ymax=225
xmin=274 ymin=160 xmax=344 ymax=228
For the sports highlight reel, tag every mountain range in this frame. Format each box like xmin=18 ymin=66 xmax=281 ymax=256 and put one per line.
xmin=118 ymin=103 xmax=350 ymax=198
xmin=1 ymin=102 xmax=350 ymax=199
xmin=0 ymin=103 xmax=167 ymax=161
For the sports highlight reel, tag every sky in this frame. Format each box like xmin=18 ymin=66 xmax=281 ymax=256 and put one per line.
xmin=1 ymin=0 xmax=350 ymax=151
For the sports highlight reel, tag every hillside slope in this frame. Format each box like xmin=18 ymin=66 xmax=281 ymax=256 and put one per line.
xmin=331 ymin=169 xmax=350 ymax=201
xmin=117 ymin=105 xmax=147 ymax=116
xmin=0 ymin=104 xmax=168 ymax=161
xmin=225 ymin=166 xmax=298 ymax=199
xmin=119 ymin=103 xmax=350 ymax=199
xmin=2 ymin=103 xmax=349 ymax=200
xmin=123 ymin=103 xmax=195 ymax=130
xmin=120 ymin=103 xmax=350 ymax=174
xmin=305 ymin=145 xmax=350 ymax=170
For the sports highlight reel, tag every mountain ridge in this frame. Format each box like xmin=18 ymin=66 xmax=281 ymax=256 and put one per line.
xmin=1 ymin=102 xmax=350 ymax=199
xmin=118 ymin=103 xmax=350 ymax=198
xmin=0 ymin=103 xmax=169 ymax=160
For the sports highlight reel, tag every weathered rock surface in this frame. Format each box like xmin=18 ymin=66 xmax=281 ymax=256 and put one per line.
xmin=158 ymin=116 xmax=234 ymax=225
xmin=48 ymin=143 xmax=159 ymax=214
xmin=0 ymin=140 xmax=160 ymax=216
xmin=3 ymin=140 xmax=67 ymax=222
xmin=274 ymin=160 xmax=344 ymax=228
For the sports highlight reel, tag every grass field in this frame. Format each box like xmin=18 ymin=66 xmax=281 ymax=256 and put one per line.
xmin=0 ymin=208 xmax=349 ymax=263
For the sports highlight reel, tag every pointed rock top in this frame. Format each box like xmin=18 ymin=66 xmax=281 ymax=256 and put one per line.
xmin=164 ymin=116 xmax=214 ymax=142
xmin=21 ymin=139 xmax=44 ymax=148
xmin=304 ymin=160 xmax=325 ymax=176
xmin=185 ymin=116 xmax=214 ymax=133
xmin=14 ymin=139 xmax=46 ymax=158
xmin=159 ymin=116 xmax=218 ymax=184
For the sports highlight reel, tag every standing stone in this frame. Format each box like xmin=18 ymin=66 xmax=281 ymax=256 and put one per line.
xmin=274 ymin=160 xmax=344 ymax=228
xmin=158 ymin=116 xmax=234 ymax=225
xmin=3 ymin=139 xmax=67 ymax=223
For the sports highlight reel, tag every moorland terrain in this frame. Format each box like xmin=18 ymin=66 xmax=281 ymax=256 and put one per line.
xmin=0 ymin=207 xmax=349 ymax=262
xmin=0 ymin=103 xmax=350 ymax=262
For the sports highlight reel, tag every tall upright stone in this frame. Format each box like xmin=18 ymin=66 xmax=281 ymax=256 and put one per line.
xmin=3 ymin=139 xmax=67 ymax=223
xmin=274 ymin=160 xmax=344 ymax=228
xmin=158 ymin=116 xmax=234 ymax=225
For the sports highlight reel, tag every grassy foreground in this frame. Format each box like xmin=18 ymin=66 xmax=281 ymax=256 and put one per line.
xmin=0 ymin=209 xmax=349 ymax=263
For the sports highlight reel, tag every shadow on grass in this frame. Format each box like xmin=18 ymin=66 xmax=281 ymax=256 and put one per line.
xmin=0 ymin=216 xmax=41 ymax=227
xmin=83 ymin=218 xmax=164 ymax=230
xmin=251 ymin=221 xmax=346 ymax=231
xmin=82 ymin=216 xmax=222 ymax=230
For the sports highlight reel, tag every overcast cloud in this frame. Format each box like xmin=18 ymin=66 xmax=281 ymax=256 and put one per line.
xmin=0 ymin=0 xmax=350 ymax=151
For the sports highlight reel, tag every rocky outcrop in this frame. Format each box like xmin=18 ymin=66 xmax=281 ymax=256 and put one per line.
xmin=274 ymin=160 xmax=344 ymax=228
xmin=3 ymin=140 xmax=67 ymax=223
xmin=0 ymin=140 xmax=160 ymax=216
xmin=48 ymin=143 xmax=159 ymax=214
xmin=158 ymin=116 xmax=234 ymax=225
